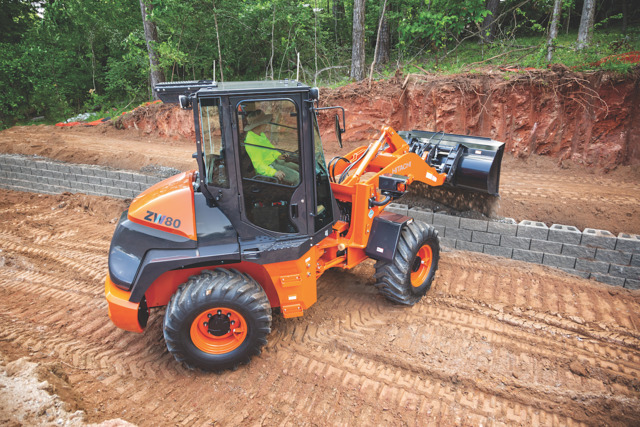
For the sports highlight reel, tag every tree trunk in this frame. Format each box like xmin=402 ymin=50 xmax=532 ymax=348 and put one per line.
xmin=374 ymin=0 xmax=390 ymax=66
xmin=481 ymin=0 xmax=500 ymax=44
xmin=350 ymin=0 xmax=366 ymax=81
xmin=139 ymin=0 xmax=165 ymax=97
xmin=577 ymin=0 xmax=596 ymax=50
xmin=546 ymin=0 xmax=562 ymax=62
xmin=622 ymin=0 xmax=628 ymax=35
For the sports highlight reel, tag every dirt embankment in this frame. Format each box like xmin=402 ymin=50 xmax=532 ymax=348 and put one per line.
xmin=319 ymin=67 xmax=640 ymax=171
xmin=115 ymin=69 xmax=639 ymax=171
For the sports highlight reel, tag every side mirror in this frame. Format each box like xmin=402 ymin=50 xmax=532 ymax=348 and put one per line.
xmin=334 ymin=114 xmax=343 ymax=148
xmin=178 ymin=95 xmax=191 ymax=109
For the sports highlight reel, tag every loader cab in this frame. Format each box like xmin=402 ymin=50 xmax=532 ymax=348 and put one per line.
xmin=189 ymin=81 xmax=336 ymax=264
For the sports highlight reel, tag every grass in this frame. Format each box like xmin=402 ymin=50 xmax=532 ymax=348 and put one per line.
xmin=349 ymin=25 xmax=640 ymax=86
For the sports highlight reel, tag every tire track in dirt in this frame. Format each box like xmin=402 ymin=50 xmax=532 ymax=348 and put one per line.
xmin=1 ymin=189 xmax=639 ymax=425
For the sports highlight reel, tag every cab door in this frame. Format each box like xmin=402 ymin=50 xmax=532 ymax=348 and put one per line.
xmin=230 ymin=96 xmax=310 ymax=239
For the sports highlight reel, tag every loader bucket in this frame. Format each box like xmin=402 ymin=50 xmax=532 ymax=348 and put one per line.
xmin=398 ymin=130 xmax=505 ymax=196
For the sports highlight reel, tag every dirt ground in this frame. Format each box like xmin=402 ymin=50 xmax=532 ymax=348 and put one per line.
xmin=0 ymin=189 xmax=639 ymax=426
xmin=1 ymin=124 xmax=638 ymax=234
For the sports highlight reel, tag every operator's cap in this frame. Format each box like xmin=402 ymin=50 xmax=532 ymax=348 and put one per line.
xmin=245 ymin=110 xmax=273 ymax=131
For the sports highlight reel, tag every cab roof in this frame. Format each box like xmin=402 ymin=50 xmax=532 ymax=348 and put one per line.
xmin=155 ymin=80 xmax=311 ymax=103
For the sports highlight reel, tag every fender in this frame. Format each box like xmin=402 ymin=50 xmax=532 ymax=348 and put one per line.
xmin=364 ymin=211 xmax=413 ymax=263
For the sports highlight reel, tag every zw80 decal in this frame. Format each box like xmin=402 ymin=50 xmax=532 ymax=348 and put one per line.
xmin=144 ymin=211 xmax=182 ymax=228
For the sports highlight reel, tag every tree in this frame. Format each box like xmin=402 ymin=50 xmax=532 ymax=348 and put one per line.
xmin=481 ymin=0 xmax=500 ymax=44
xmin=350 ymin=0 xmax=366 ymax=81
xmin=374 ymin=0 xmax=390 ymax=66
xmin=577 ymin=0 xmax=596 ymax=49
xmin=546 ymin=0 xmax=562 ymax=62
xmin=139 ymin=0 xmax=165 ymax=96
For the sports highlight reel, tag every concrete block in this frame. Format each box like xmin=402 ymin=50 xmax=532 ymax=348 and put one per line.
xmin=487 ymin=220 xmax=518 ymax=236
xmin=625 ymin=278 xmax=640 ymax=290
xmin=55 ymin=164 xmax=71 ymax=173
xmin=561 ymin=244 xmax=596 ymax=259
xmin=456 ymin=240 xmax=484 ymax=253
xmin=122 ymin=189 xmax=138 ymax=199
xmin=500 ymin=235 xmax=531 ymax=250
xmin=93 ymin=169 xmax=107 ymax=178
xmin=408 ymin=207 xmax=433 ymax=224
xmin=590 ymin=273 xmax=625 ymax=287
xmin=581 ymin=228 xmax=616 ymax=250
xmin=385 ymin=203 xmax=408 ymax=216
xmin=559 ymin=268 xmax=590 ymax=279
xmin=460 ymin=218 xmax=488 ymax=232
xmin=484 ymin=245 xmax=512 ymax=259
xmin=126 ymin=181 xmax=140 ymax=191
xmin=118 ymin=171 xmax=134 ymax=181
xmin=543 ymin=253 xmax=576 ymax=269
xmin=517 ymin=220 xmax=549 ymax=240
xmin=112 ymin=179 xmax=128 ymax=189
xmin=445 ymin=227 xmax=472 ymax=241
xmin=595 ymin=248 xmax=632 ymax=266
xmin=433 ymin=213 xmax=460 ymax=228
xmin=530 ymin=239 xmax=563 ymax=254
xmin=440 ymin=237 xmax=456 ymax=249
xmin=472 ymin=231 xmax=501 ymax=246
xmin=42 ymin=169 xmax=53 ymax=178
xmin=80 ymin=166 xmax=97 ymax=177
xmin=433 ymin=225 xmax=445 ymax=237
xmin=106 ymin=170 xmax=121 ymax=180
xmin=92 ymin=184 xmax=108 ymax=195
xmin=146 ymin=175 xmax=161 ymax=184
xmin=100 ymin=177 xmax=114 ymax=187
xmin=512 ymin=249 xmax=543 ymax=264
xmin=575 ymin=258 xmax=610 ymax=274
xmin=616 ymin=233 xmax=640 ymax=254
xmin=133 ymin=174 xmax=149 ymax=184
xmin=632 ymin=254 xmax=640 ymax=267
xmin=68 ymin=165 xmax=83 ymax=175
xmin=88 ymin=175 xmax=103 ymax=185
xmin=608 ymin=264 xmax=640 ymax=280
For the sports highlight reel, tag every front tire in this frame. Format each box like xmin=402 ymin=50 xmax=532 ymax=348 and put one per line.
xmin=163 ymin=268 xmax=272 ymax=372
xmin=374 ymin=220 xmax=439 ymax=305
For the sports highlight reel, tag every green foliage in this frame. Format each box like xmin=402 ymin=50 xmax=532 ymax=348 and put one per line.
xmin=0 ymin=0 xmax=638 ymax=129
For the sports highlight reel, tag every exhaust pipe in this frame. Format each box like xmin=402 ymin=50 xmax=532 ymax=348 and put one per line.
xmin=398 ymin=130 xmax=505 ymax=196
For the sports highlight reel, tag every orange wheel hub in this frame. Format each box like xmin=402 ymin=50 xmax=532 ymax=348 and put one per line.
xmin=190 ymin=308 xmax=247 ymax=354
xmin=410 ymin=245 xmax=433 ymax=288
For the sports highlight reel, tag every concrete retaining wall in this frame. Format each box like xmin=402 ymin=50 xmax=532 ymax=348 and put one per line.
xmin=1 ymin=154 xmax=638 ymax=289
xmin=0 ymin=154 xmax=162 ymax=199
xmin=386 ymin=203 xmax=640 ymax=290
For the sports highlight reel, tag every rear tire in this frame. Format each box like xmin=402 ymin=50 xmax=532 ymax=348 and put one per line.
xmin=374 ymin=220 xmax=439 ymax=305
xmin=163 ymin=268 xmax=271 ymax=372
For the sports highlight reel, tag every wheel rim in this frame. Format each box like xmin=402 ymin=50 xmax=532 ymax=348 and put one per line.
xmin=190 ymin=307 xmax=248 ymax=354
xmin=410 ymin=245 xmax=433 ymax=288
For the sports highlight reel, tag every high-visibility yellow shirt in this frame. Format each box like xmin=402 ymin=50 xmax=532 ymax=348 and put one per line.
xmin=245 ymin=131 xmax=280 ymax=176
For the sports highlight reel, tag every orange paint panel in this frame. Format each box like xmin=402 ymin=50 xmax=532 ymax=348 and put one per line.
xmin=128 ymin=171 xmax=197 ymax=240
xmin=105 ymin=275 xmax=144 ymax=333
xmin=263 ymin=247 xmax=320 ymax=318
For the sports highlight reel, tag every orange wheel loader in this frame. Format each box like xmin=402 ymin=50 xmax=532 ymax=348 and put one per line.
xmin=105 ymin=80 xmax=504 ymax=371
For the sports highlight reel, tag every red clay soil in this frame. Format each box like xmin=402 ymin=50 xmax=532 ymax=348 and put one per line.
xmin=318 ymin=67 xmax=640 ymax=171
xmin=0 ymin=189 xmax=639 ymax=426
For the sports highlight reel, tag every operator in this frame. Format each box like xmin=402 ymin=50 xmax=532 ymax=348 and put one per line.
xmin=244 ymin=110 xmax=300 ymax=186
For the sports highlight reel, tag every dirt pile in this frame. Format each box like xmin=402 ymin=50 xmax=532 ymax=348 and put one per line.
xmin=115 ymin=102 xmax=194 ymax=141
xmin=319 ymin=67 xmax=640 ymax=170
